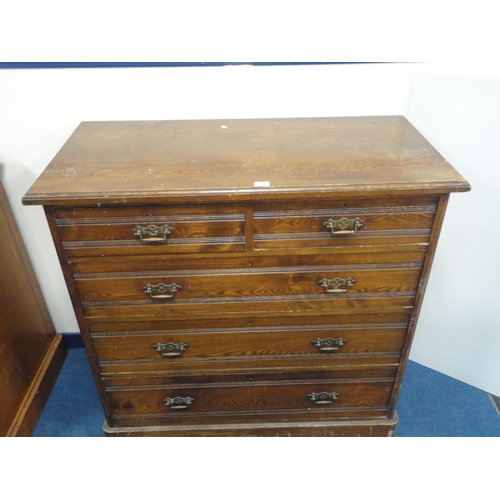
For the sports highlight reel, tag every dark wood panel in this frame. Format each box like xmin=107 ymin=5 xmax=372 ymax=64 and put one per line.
xmin=60 ymin=220 xmax=244 ymax=243
xmin=55 ymin=205 xmax=246 ymax=256
xmin=69 ymin=250 xmax=427 ymax=274
xmin=63 ymin=239 xmax=246 ymax=257
xmin=75 ymin=265 xmax=422 ymax=302
xmin=55 ymin=205 xmax=245 ymax=257
xmin=108 ymin=408 xmax=393 ymax=428
xmin=99 ymin=355 xmax=401 ymax=378
xmin=87 ymin=310 xmax=412 ymax=333
xmin=92 ymin=324 xmax=407 ymax=362
xmin=387 ymin=194 xmax=453 ymax=416
xmin=106 ymin=378 xmax=394 ymax=416
xmin=82 ymin=294 xmax=416 ymax=320
xmin=255 ymin=195 xmax=440 ymax=212
xmin=254 ymin=233 xmax=430 ymax=250
xmin=254 ymin=212 xmax=435 ymax=234
xmin=59 ymin=220 xmax=244 ymax=243
xmin=0 ymin=180 xmax=66 ymax=436
xmin=10 ymin=335 xmax=66 ymax=436
xmin=254 ymin=198 xmax=436 ymax=250
xmin=104 ymin=414 xmax=398 ymax=436
xmin=54 ymin=203 xmax=245 ymax=220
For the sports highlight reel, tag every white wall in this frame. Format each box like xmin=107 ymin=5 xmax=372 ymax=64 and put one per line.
xmin=5 ymin=63 xmax=496 ymax=395
xmin=407 ymin=65 xmax=500 ymax=396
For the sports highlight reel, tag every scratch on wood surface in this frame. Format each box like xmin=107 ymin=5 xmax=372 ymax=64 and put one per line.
xmin=224 ymin=154 xmax=258 ymax=184
xmin=242 ymin=154 xmax=257 ymax=170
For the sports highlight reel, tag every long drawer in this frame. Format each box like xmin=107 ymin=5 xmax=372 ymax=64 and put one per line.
xmin=75 ymin=264 xmax=422 ymax=302
xmin=106 ymin=377 xmax=395 ymax=422
xmin=92 ymin=324 xmax=407 ymax=362
xmin=69 ymin=250 xmax=427 ymax=274
xmin=87 ymin=310 xmax=412 ymax=332
xmin=89 ymin=313 xmax=411 ymax=371
xmin=82 ymin=294 xmax=417 ymax=320
xmin=99 ymin=354 xmax=402 ymax=379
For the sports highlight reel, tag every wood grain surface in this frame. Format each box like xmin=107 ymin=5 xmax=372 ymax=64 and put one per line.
xmin=21 ymin=116 xmax=470 ymax=436
xmin=22 ymin=116 xmax=470 ymax=206
xmin=0 ymin=180 xmax=66 ymax=436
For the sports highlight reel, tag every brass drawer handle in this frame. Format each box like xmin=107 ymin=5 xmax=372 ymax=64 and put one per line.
xmin=312 ymin=337 xmax=347 ymax=352
xmin=153 ymin=342 xmax=189 ymax=357
xmin=323 ymin=217 xmax=364 ymax=236
xmin=132 ymin=224 xmax=174 ymax=243
xmin=144 ymin=282 xmax=181 ymax=299
xmin=308 ymin=392 xmax=339 ymax=405
xmin=318 ymin=277 xmax=355 ymax=293
xmin=163 ymin=396 xmax=194 ymax=410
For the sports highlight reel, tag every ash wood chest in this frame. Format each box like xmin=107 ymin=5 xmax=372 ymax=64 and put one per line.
xmin=23 ymin=116 xmax=470 ymax=436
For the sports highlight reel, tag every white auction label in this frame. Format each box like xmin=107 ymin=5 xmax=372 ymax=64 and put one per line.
xmin=253 ymin=181 xmax=271 ymax=187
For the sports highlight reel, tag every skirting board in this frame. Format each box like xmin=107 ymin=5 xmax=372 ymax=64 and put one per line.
xmin=103 ymin=413 xmax=398 ymax=437
xmin=6 ymin=334 xmax=67 ymax=437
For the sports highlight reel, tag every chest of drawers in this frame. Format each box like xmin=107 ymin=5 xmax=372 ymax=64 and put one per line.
xmin=23 ymin=116 xmax=470 ymax=436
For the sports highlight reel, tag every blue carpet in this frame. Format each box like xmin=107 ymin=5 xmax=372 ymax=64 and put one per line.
xmin=395 ymin=361 xmax=500 ymax=436
xmin=33 ymin=347 xmax=105 ymax=437
xmin=33 ymin=347 xmax=500 ymax=437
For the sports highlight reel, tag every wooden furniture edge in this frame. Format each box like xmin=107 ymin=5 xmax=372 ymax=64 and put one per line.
xmin=6 ymin=334 xmax=67 ymax=437
xmin=43 ymin=206 xmax=117 ymax=424
xmin=22 ymin=185 xmax=471 ymax=207
xmin=387 ymin=194 xmax=450 ymax=416
xmin=103 ymin=412 xmax=398 ymax=437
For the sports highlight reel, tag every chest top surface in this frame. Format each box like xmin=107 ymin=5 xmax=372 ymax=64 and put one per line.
xmin=22 ymin=116 xmax=470 ymax=206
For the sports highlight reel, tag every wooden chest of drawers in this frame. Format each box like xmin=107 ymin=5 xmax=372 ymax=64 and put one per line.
xmin=23 ymin=116 xmax=470 ymax=436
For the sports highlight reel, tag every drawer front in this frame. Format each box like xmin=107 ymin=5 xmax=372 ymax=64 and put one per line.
xmin=69 ymin=250 xmax=427 ymax=275
xmin=254 ymin=196 xmax=437 ymax=250
xmin=101 ymin=357 xmax=401 ymax=382
xmin=106 ymin=378 xmax=394 ymax=417
xmin=51 ymin=197 xmax=434 ymax=432
xmin=92 ymin=324 xmax=407 ymax=362
xmin=87 ymin=311 xmax=413 ymax=334
xmin=101 ymin=361 xmax=400 ymax=384
xmin=75 ymin=264 xmax=422 ymax=302
xmin=82 ymin=294 xmax=417 ymax=321
xmin=54 ymin=205 xmax=245 ymax=256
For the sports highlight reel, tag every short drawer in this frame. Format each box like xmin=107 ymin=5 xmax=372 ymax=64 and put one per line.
xmin=106 ymin=377 xmax=394 ymax=418
xmin=253 ymin=196 xmax=437 ymax=251
xmin=92 ymin=324 xmax=407 ymax=362
xmin=54 ymin=204 xmax=245 ymax=256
